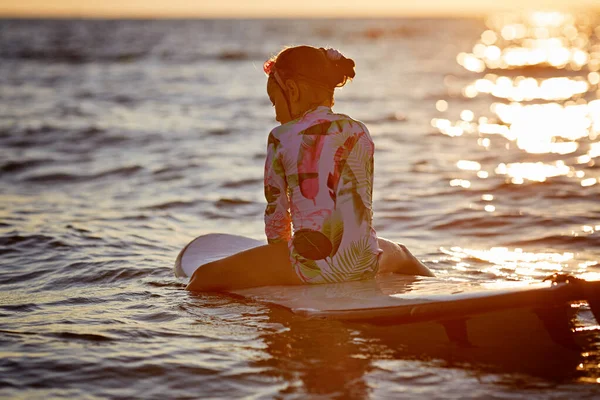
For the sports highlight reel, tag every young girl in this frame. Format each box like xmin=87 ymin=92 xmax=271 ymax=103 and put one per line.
xmin=187 ymin=45 xmax=433 ymax=292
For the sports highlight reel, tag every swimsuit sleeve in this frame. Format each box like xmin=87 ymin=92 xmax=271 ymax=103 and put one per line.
xmin=264 ymin=132 xmax=292 ymax=244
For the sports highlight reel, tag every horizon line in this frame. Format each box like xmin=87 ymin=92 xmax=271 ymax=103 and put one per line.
xmin=1 ymin=6 xmax=599 ymax=20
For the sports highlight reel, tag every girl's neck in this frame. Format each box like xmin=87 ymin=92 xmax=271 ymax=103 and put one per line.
xmin=291 ymin=100 xmax=332 ymax=119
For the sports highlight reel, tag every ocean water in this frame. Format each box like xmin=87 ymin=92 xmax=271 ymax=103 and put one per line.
xmin=1 ymin=13 xmax=600 ymax=399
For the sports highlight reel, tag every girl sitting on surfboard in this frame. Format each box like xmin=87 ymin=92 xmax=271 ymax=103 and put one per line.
xmin=187 ymin=45 xmax=433 ymax=292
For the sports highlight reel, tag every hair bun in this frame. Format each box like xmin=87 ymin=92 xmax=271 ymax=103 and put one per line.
xmin=321 ymin=47 xmax=356 ymax=87
xmin=270 ymin=45 xmax=356 ymax=91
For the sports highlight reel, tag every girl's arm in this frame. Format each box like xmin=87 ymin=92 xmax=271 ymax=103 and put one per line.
xmin=264 ymin=132 xmax=291 ymax=244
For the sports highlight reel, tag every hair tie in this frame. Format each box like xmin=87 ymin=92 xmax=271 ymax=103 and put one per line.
xmin=263 ymin=59 xmax=287 ymax=93
xmin=325 ymin=48 xmax=343 ymax=61
xmin=263 ymin=59 xmax=275 ymax=75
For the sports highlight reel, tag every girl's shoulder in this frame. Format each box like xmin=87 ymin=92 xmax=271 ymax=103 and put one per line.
xmin=331 ymin=112 xmax=369 ymax=133
xmin=271 ymin=107 xmax=369 ymax=140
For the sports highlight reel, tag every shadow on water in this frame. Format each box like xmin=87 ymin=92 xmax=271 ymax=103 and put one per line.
xmin=236 ymin=302 xmax=595 ymax=398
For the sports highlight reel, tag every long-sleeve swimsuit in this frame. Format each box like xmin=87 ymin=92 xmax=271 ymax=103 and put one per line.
xmin=264 ymin=106 xmax=381 ymax=284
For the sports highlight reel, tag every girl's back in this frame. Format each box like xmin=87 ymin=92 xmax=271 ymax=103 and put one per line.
xmin=265 ymin=106 xmax=381 ymax=283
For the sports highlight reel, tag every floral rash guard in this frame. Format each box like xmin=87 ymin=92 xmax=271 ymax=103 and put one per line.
xmin=264 ymin=106 xmax=381 ymax=284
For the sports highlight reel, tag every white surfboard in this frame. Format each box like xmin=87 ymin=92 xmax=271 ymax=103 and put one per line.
xmin=174 ymin=233 xmax=264 ymax=279
xmin=175 ymin=233 xmax=600 ymax=351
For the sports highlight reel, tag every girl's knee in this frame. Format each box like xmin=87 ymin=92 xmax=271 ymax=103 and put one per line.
xmin=186 ymin=261 xmax=224 ymax=292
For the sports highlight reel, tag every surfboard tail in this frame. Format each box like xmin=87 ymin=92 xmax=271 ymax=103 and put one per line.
xmin=543 ymin=273 xmax=600 ymax=325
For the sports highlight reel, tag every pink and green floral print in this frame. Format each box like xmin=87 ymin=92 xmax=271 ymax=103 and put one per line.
xmin=264 ymin=106 xmax=381 ymax=283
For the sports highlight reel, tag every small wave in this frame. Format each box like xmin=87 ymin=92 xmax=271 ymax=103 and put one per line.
xmin=221 ymin=178 xmax=261 ymax=188
xmin=217 ymin=50 xmax=250 ymax=61
xmin=151 ymin=160 xmax=204 ymax=175
xmin=159 ymin=49 xmax=260 ymax=63
xmin=101 ymin=214 xmax=151 ymax=222
xmin=0 ymin=158 xmax=53 ymax=174
xmin=23 ymin=165 xmax=144 ymax=184
xmin=60 ymin=260 xmax=98 ymax=274
xmin=145 ymin=280 xmax=185 ymax=289
xmin=93 ymin=165 xmax=143 ymax=179
xmin=374 ymin=203 xmax=414 ymax=213
xmin=106 ymin=268 xmax=156 ymax=283
xmin=47 ymin=263 xmax=150 ymax=288
xmin=202 ymin=210 xmax=235 ymax=220
xmin=110 ymin=94 xmax=136 ymax=105
xmin=23 ymin=124 xmax=58 ymax=136
xmin=0 ymin=124 xmax=60 ymax=146
xmin=431 ymin=215 xmax=513 ymax=231
xmin=207 ymin=128 xmax=231 ymax=136
xmin=506 ymin=233 xmax=600 ymax=248
xmin=6 ymin=124 xmax=105 ymax=143
xmin=23 ymin=172 xmax=82 ymax=183
xmin=49 ymin=331 xmax=115 ymax=342
xmin=78 ymin=126 xmax=105 ymax=137
xmin=130 ymin=311 xmax=179 ymax=323
xmin=0 ymin=303 xmax=41 ymax=312
xmin=65 ymin=224 xmax=92 ymax=234
xmin=0 ymin=329 xmax=38 ymax=336
xmin=4 ymin=136 xmax=61 ymax=149
xmin=537 ymin=215 xmax=594 ymax=227
xmin=105 ymin=361 xmax=217 ymax=380
xmin=434 ymin=212 xmax=592 ymax=233
xmin=0 ymin=268 xmax=54 ymax=285
xmin=545 ymin=191 xmax=600 ymax=202
xmin=149 ymin=165 xmax=186 ymax=181
xmin=45 ymin=296 xmax=99 ymax=307
xmin=93 ymin=133 xmax=129 ymax=146
xmin=483 ymin=180 xmax=571 ymax=196
xmin=0 ymin=233 xmax=69 ymax=249
xmin=142 ymin=200 xmax=197 ymax=211
xmin=3 ymin=48 xmax=147 ymax=64
xmin=214 ymin=198 xmax=254 ymax=208
xmin=152 ymin=166 xmax=178 ymax=175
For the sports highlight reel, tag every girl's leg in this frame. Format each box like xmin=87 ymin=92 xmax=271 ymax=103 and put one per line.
xmin=186 ymin=241 xmax=304 ymax=292
xmin=377 ymin=237 xmax=435 ymax=277
xmin=186 ymin=237 xmax=434 ymax=292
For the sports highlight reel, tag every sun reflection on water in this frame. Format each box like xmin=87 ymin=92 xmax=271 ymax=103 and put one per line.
xmin=495 ymin=161 xmax=570 ymax=183
xmin=442 ymin=246 xmax=575 ymax=278
xmin=457 ymin=11 xmax=598 ymax=72
xmin=456 ymin=160 xmax=482 ymax=171
xmin=470 ymin=75 xmax=590 ymax=101
xmin=434 ymin=10 xmax=599 ymax=187
xmin=432 ymin=10 xmax=600 ymax=279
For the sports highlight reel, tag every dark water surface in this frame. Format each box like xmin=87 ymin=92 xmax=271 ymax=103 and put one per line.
xmin=1 ymin=13 xmax=600 ymax=399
